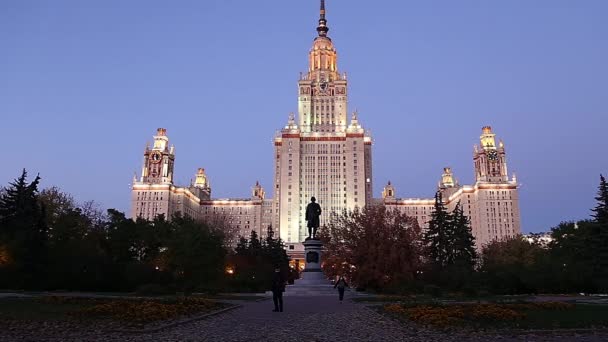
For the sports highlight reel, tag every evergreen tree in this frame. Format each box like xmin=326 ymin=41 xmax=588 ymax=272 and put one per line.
xmin=451 ymin=202 xmax=477 ymax=268
xmin=248 ymin=230 xmax=262 ymax=252
xmin=590 ymin=174 xmax=608 ymax=290
xmin=264 ymin=225 xmax=289 ymax=271
xmin=423 ymin=191 xmax=453 ymax=268
xmin=592 ymin=174 xmax=608 ymax=224
xmin=235 ymin=236 xmax=249 ymax=254
xmin=451 ymin=202 xmax=477 ymax=285
xmin=0 ymin=169 xmax=48 ymax=289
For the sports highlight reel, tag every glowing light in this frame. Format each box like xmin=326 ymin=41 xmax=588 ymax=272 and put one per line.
xmin=0 ymin=245 xmax=11 ymax=266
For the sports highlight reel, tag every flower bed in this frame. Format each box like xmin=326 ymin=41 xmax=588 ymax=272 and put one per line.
xmin=383 ymin=302 xmax=576 ymax=329
xmin=36 ymin=296 xmax=225 ymax=326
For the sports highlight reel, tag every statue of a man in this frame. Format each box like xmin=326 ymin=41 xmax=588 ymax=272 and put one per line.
xmin=305 ymin=196 xmax=322 ymax=239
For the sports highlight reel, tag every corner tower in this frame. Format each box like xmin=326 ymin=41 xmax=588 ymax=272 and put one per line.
xmin=141 ymin=128 xmax=175 ymax=184
xmin=474 ymin=126 xmax=509 ymax=183
xmin=471 ymin=126 xmax=521 ymax=246
xmin=273 ymin=1 xmax=373 ymax=244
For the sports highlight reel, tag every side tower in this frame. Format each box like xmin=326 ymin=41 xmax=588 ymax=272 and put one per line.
xmin=471 ymin=126 xmax=521 ymax=246
xmin=132 ymin=128 xmax=176 ymax=220
xmin=190 ymin=168 xmax=211 ymax=201
xmin=141 ymin=128 xmax=175 ymax=184
xmin=131 ymin=128 xmax=201 ymax=220
xmin=474 ymin=126 xmax=508 ymax=183
xmin=273 ymin=1 xmax=373 ymax=244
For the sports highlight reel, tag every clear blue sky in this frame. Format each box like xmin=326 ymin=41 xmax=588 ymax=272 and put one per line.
xmin=1 ymin=0 xmax=607 ymax=232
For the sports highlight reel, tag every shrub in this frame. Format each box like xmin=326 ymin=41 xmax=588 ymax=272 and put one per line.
xmin=72 ymin=297 xmax=221 ymax=324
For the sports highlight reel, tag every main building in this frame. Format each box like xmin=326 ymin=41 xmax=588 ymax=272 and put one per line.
xmin=131 ymin=1 xmax=521 ymax=261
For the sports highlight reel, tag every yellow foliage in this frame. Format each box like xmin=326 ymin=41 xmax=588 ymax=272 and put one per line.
xmin=383 ymin=301 xmax=574 ymax=327
xmin=38 ymin=296 xmax=221 ymax=324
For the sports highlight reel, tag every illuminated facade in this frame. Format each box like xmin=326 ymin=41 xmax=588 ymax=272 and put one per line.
xmin=273 ymin=0 xmax=372 ymax=244
xmin=381 ymin=126 xmax=521 ymax=248
xmin=131 ymin=128 xmax=273 ymax=239
xmin=130 ymin=1 xmax=521 ymax=252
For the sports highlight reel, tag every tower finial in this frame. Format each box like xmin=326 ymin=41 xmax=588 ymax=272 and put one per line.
xmin=321 ymin=0 xmax=326 ymax=18
xmin=317 ymin=0 xmax=329 ymax=37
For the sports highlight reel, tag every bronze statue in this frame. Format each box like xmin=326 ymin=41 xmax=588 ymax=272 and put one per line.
xmin=305 ymin=196 xmax=322 ymax=239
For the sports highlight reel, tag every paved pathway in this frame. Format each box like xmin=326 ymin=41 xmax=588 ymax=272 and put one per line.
xmin=115 ymin=295 xmax=447 ymax=342
xmin=113 ymin=296 xmax=608 ymax=342
xmin=3 ymin=294 xmax=608 ymax=341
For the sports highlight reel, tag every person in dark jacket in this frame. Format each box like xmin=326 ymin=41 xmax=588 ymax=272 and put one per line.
xmin=271 ymin=268 xmax=285 ymax=312
xmin=334 ymin=276 xmax=349 ymax=302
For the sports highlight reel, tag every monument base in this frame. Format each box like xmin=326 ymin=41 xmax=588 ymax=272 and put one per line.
xmin=282 ymin=239 xmax=334 ymax=296
xmin=297 ymin=269 xmax=327 ymax=285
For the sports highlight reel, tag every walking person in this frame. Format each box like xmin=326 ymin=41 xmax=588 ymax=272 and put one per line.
xmin=271 ymin=268 xmax=285 ymax=312
xmin=334 ymin=276 xmax=349 ymax=303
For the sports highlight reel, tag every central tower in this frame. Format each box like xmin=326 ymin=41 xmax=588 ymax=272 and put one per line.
xmin=273 ymin=0 xmax=373 ymax=244
xmin=298 ymin=0 xmax=348 ymax=133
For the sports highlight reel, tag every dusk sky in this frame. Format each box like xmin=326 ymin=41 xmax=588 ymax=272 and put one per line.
xmin=1 ymin=0 xmax=606 ymax=233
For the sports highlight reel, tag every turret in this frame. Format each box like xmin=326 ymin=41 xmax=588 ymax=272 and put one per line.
xmin=252 ymin=181 xmax=265 ymax=200
xmin=480 ymin=126 xmax=496 ymax=150
xmin=440 ymin=167 xmax=456 ymax=188
xmin=191 ymin=168 xmax=211 ymax=200
xmin=382 ymin=181 xmax=396 ymax=200
xmin=153 ymin=128 xmax=170 ymax=152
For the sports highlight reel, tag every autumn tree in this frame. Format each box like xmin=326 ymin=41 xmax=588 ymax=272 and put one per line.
xmin=319 ymin=205 xmax=423 ymax=292
xmin=201 ymin=212 xmax=240 ymax=248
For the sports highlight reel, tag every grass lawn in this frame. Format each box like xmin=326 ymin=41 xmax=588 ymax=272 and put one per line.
xmin=354 ymin=294 xmax=532 ymax=304
xmin=205 ymin=294 xmax=265 ymax=301
xmin=519 ymin=304 xmax=608 ymax=329
xmin=0 ymin=297 xmax=90 ymax=321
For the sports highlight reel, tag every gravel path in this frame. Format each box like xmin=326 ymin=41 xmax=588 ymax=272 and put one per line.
xmin=2 ymin=296 xmax=608 ymax=341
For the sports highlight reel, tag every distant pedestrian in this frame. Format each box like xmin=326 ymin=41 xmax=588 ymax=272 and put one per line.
xmin=271 ymin=268 xmax=285 ymax=312
xmin=334 ymin=276 xmax=349 ymax=302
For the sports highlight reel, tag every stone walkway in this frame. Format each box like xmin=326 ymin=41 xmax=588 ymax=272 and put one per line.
xmin=3 ymin=294 xmax=608 ymax=341
xmin=115 ymin=296 xmax=453 ymax=342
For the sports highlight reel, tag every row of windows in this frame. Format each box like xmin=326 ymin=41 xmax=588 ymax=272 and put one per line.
xmin=487 ymin=190 xmax=513 ymax=200
xmin=135 ymin=191 xmax=164 ymax=201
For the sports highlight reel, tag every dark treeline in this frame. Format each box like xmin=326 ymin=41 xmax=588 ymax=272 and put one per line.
xmin=2 ymin=168 xmax=606 ymax=295
xmin=0 ymin=169 xmax=288 ymax=294
xmin=321 ymin=175 xmax=608 ymax=295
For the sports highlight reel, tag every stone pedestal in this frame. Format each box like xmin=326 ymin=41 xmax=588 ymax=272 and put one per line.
xmin=303 ymin=238 xmax=323 ymax=271
xmin=295 ymin=238 xmax=328 ymax=286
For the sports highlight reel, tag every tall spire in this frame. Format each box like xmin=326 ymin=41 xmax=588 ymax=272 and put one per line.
xmin=317 ymin=0 xmax=329 ymax=37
